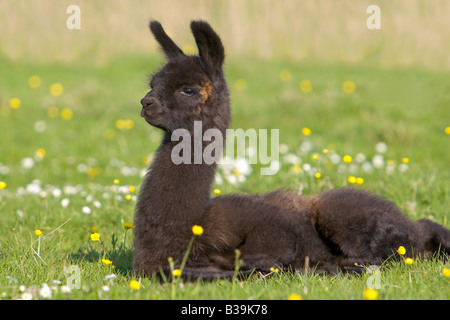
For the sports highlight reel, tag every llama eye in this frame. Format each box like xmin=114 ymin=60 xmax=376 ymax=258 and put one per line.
xmin=181 ymin=88 xmax=196 ymax=97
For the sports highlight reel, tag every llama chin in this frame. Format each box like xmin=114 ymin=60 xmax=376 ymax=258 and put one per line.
xmin=133 ymin=20 xmax=450 ymax=280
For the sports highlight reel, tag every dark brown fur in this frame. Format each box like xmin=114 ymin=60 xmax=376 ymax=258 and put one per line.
xmin=133 ymin=20 xmax=450 ymax=279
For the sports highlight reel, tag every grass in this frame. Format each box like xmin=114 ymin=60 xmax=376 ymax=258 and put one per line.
xmin=0 ymin=52 xmax=449 ymax=300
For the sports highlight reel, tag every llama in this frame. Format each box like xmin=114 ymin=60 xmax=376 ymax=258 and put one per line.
xmin=133 ymin=20 xmax=450 ymax=279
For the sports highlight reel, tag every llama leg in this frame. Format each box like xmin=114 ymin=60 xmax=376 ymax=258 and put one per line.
xmin=313 ymin=188 xmax=420 ymax=265
xmin=201 ymin=195 xmax=312 ymax=272
xmin=417 ymin=219 xmax=450 ymax=259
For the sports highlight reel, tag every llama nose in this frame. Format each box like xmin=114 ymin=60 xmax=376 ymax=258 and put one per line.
xmin=140 ymin=96 xmax=157 ymax=117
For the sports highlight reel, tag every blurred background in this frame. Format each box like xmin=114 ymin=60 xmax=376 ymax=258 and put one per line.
xmin=1 ymin=0 xmax=450 ymax=70
xmin=0 ymin=0 xmax=449 ymax=192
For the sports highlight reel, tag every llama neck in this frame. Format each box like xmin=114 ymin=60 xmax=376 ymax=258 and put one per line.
xmin=138 ymin=131 xmax=218 ymax=225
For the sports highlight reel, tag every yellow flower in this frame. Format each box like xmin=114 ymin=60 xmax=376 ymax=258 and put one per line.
xmin=0 ymin=181 xmax=6 ymax=189
xmin=60 ymin=108 xmax=73 ymax=120
xmin=104 ymin=129 xmax=117 ymax=140
xmin=397 ymin=246 xmax=406 ymax=255
xmin=172 ymin=269 xmax=182 ymax=277
xmin=125 ymin=194 xmax=132 ymax=201
xmin=342 ymin=80 xmax=356 ymax=94
xmin=312 ymin=154 xmax=319 ymax=160
xmin=343 ymin=155 xmax=352 ymax=163
xmin=213 ymin=188 xmax=221 ymax=195
xmin=50 ymin=83 xmax=64 ymax=96
xmin=287 ymin=293 xmax=302 ymax=300
xmin=363 ymin=288 xmax=379 ymax=300
xmin=234 ymin=79 xmax=247 ymax=92
xmin=301 ymin=127 xmax=311 ymax=136
xmin=47 ymin=106 xmax=59 ymax=118
xmin=292 ymin=165 xmax=301 ymax=174
xmin=123 ymin=222 xmax=134 ymax=229
xmin=125 ymin=119 xmax=135 ymax=130
xmin=91 ymin=226 xmax=99 ymax=234
xmin=442 ymin=268 xmax=450 ymax=277
xmin=129 ymin=186 xmax=136 ymax=193
xmin=9 ymin=98 xmax=21 ymax=109
xmin=299 ymin=80 xmax=312 ymax=93
xmin=445 ymin=126 xmax=450 ymax=135
xmin=35 ymin=148 xmax=46 ymax=159
xmin=402 ymin=157 xmax=410 ymax=164
xmin=356 ymin=177 xmax=364 ymax=185
xmin=87 ymin=167 xmax=101 ymax=177
xmin=129 ymin=280 xmax=140 ymax=290
xmin=90 ymin=232 xmax=101 ymax=242
xmin=113 ymin=179 xmax=120 ymax=185
xmin=269 ymin=267 xmax=279 ymax=272
xmin=34 ymin=229 xmax=43 ymax=237
xmin=348 ymin=176 xmax=356 ymax=184
xmin=192 ymin=225 xmax=204 ymax=236
xmin=28 ymin=75 xmax=42 ymax=88
xmin=404 ymin=257 xmax=414 ymax=265
xmin=115 ymin=119 xmax=135 ymax=130
xmin=102 ymin=259 xmax=112 ymax=266
xmin=279 ymin=69 xmax=291 ymax=82
xmin=314 ymin=172 xmax=322 ymax=179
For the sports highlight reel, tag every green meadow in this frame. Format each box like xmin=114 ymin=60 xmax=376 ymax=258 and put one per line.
xmin=0 ymin=52 xmax=449 ymax=300
xmin=0 ymin=0 xmax=449 ymax=301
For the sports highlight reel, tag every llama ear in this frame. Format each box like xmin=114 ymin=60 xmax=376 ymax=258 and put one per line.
xmin=190 ymin=20 xmax=225 ymax=77
xmin=149 ymin=21 xmax=184 ymax=60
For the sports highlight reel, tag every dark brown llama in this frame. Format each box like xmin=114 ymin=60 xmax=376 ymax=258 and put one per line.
xmin=133 ymin=20 xmax=450 ymax=279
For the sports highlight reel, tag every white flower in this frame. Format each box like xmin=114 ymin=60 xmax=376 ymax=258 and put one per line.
xmin=61 ymin=285 xmax=71 ymax=293
xmin=63 ymin=185 xmax=79 ymax=195
xmin=262 ymin=160 xmax=280 ymax=175
xmin=283 ymin=153 xmax=301 ymax=165
xmin=362 ymin=161 xmax=374 ymax=173
xmin=104 ymin=274 xmax=117 ymax=282
xmin=93 ymin=200 xmax=102 ymax=208
xmin=375 ymin=142 xmax=388 ymax=153
xmin=0 ymin=164 xmax=10 ymax=175
xmin=21 ymin=157 xmax=35 ymax=170
xmin=34 ymin=120 xmax=47 ymax=133
xmin=102 ymin=285 xmax=110 ymax=292
xmin=39 ymin=284 xmax=52 ymax=299
xmin=77 ymin=163 xmax=88 ymax=173
xmin=52 ymin=188 xmax=62 ymax=198
xmin=355 ymin=153 xmax=366 ymax=163
xmin=220 ymin=157 xmax=252 ymax=185
xmin=26 ymin=182 xmax=42 ymax=194
xmin=21 ymin=292 xmax=33 ymax=300
xmin=235 ymin=158 xmax=252 ymax=176
xmin=61 ymin=198 xmax=70 ymax=208
xmin=279 ymin=143 xmax=289 ymax=154
xmin=329 ymin=152 xmax=341 ymax=165
xmin=299 ymin=141 xmax=314 ymax=153
xmin=372 ymin=155 xmax=384 ymax=168
xmin=16 ymin=209 xmax=24 ymax=218
xmin=398 ymin=163 xmax=409 ymax=173
xmin=81 ymin=206 xmax=92 ymax=214
xmin=214 ymin=173 xmax=223 ymax=185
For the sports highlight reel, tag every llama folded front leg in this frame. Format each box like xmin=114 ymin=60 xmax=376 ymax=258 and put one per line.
xmin=200 ymin=195 xmax=322 ymax=272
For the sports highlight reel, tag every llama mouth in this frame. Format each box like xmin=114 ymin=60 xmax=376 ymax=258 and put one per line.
xmin=141 ymin=108 xmax=158 ymax=123
xmin=142 ymin=112 xmax=165 ymax=129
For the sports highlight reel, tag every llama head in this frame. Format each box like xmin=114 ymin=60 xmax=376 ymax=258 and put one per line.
xmin=140 ymin=20 xmax=230 ymax=133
